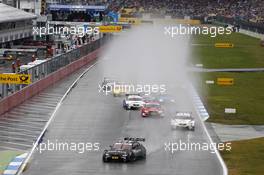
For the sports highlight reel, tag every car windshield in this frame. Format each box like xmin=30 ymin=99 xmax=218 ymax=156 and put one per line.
xmin=129 ymin=97 xmax=142 ymax=101
xmin=174 ymin=116 xmax=192 ymax=120
xmin=143 ymin=96 xmax=155 ymax=100
xmin=145 ymin=103 xmax=160 ymax=108
xmin=113 ymin=143 xmax=132 ymax=150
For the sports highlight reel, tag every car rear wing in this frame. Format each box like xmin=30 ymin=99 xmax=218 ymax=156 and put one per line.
xmin=125 ymin=92 xmax=144 ymax=96
xmin=124 ymin=137 xmax=145 ymax=142
xmin=175 ymin=112 xmax=192 ymax=117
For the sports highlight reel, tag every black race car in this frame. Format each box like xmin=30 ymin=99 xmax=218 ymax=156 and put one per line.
xmin=102 ymin=137 xmax=146 ymax=163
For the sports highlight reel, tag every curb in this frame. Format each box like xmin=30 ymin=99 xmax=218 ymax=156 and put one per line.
xmin=189 ymin=87 xmax=209 ymax=121
xmin=3 ymin=153 xmax=28 ymax=175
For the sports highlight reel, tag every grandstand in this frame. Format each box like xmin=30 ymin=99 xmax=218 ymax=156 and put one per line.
xmin=106 ymin=0 xmax=264 ymax=33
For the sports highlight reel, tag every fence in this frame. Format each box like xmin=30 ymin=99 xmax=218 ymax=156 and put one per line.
xmin=0 ymin=34 xmax=110 ymax=99
xmin=214 ymin=16 xmax=264 ymax=34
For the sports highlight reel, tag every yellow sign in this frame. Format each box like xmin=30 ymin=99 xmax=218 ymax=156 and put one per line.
xmin=155 ymin=19 xmax=201 ymax=25
xmin=0 ymin=74 xmax=31 ymax=85
xmin=121 ymin=8 xmax=135 ymax=15
xmin=217 ymin=78 xmax=234 ymax=85
xmin=99 ymin=26 xmax=122 ymax=33
xmin=119 ymin=17 xmax=141 ymax=25
xmin=215 ymin=43 xmax=234 ymax=48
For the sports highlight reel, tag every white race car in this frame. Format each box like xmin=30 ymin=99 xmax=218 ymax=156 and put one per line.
xmin=171 ymin=112 xmax=195 ymax=131
xmin=123 ymin=95 xmax=145 ymax=110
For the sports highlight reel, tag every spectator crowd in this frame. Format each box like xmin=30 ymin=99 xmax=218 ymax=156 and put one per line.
xmin=107 ymin=0 xmax=264 ymax=24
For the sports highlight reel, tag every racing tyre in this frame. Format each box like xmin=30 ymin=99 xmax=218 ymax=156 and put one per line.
xmin=189 ymin=126 xmax=195 ymax=131
xmin=123 ymin=157 xmax=129 ymax=163
xmin=102 ymin=156 xmax=108 ymax=162
xmin=142 ymin=153 xmax=146 ymax=159
xmin=123 ymin=101 xmax=127 ymax=109
xmin=130 ymin=153 xmax=136 ymax=162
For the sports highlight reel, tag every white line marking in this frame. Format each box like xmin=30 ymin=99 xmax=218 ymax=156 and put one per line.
xmin=3 ymin=169 xmax=17 ymax=174
xmin=10 ymin=162 xmax=23 ymax=166
xmin=17 ymin=153 xmax=28 ymax=158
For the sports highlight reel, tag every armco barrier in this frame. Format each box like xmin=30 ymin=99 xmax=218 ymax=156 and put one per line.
xmin=0 ymin=48 xmax=101 ymax=116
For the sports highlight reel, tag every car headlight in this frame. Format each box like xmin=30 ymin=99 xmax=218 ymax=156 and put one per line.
xmin=105 ymin=153 xmax=110 ymax=156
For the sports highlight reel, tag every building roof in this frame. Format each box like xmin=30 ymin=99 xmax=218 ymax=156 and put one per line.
xmin=0 ymin=3 xmax=37 ymax=23
xmin=48 ymin=4 xmax=106 ymax=12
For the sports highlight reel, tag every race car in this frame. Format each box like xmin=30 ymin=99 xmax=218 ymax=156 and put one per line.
xmin=112 ymin=82 xmax=127 ymax=97
xmin=123 ymin=94 xmax=145 ymax=110
xmin=142 ymin=95 xmax=159 ymax=103
xmin=171 ymin=112 xmax=195 ymax=130
xmin=102 ymin=137 xmax=146 ymax=162
xmin=141 ymin=102 xmax=164 ymax=117
xmin=101 ymin=77 xmax=116 ymax=91
xmin=152 ymin=92 xmax=175 ymax=104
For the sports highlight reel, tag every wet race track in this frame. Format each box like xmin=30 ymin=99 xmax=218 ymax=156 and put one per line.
xmin=22 ymin=61 xmax=224 ymax=175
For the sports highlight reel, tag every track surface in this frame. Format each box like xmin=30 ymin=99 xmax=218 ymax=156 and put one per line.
xmin=23 ymin=61 xmax=223 ymax=175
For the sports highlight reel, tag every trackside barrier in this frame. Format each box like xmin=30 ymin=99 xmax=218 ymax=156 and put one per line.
xmin=0 ymin=35 xmax=111 ymax=116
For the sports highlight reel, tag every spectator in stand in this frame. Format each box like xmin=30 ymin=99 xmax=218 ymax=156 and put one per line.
xmin=107 ymin=0 xmax=264 ymax=24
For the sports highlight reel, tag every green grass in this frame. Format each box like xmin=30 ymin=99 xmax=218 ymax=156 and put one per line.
xmin=194 ymin=72 xmax=264 ymax=125
xmin=0 ymin=151 xmax=22 ymax=174
xmin=191 ymin=32 xmax=264 ymax=68
xmin=221 ymin=138 xmax=264 ymax=175
xmin=192 ymin=26 xmax=264 ymax=175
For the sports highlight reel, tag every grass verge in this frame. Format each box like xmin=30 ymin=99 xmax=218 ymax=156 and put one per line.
xmin=221 ymin=138 xmax=264 ymax=175
xmin=191 ymin=32 xmax=264 ymax=68
xmin=0 ymin=150 xmax=23 ymax=174
xmin=194 ymin=72 xmax=264 ymax=125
